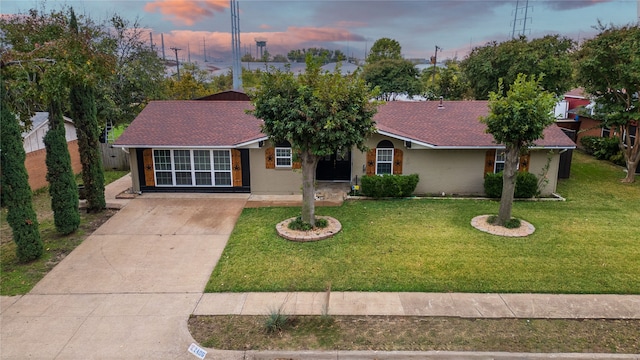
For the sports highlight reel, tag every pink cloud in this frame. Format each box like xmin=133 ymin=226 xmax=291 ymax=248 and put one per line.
xmin=259 ymin=24 xmax=272 ymax=30
xmin=144 ymin=0 xmax=228 ymax=26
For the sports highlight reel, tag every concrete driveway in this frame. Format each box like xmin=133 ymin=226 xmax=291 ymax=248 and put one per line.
xmin=1 ymin=194 xmax=248 ymax=359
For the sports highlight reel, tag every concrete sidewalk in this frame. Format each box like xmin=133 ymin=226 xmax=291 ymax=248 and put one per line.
xmin=194 ymin=292 xmax=640 ymax=319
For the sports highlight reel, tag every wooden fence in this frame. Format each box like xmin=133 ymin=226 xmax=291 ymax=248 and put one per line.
xmin=100 ymin=143 xmax=130 ymax=171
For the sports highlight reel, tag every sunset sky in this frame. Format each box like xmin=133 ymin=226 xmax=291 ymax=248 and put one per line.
xmin=2 ymin=0 xmax=637 ymax=65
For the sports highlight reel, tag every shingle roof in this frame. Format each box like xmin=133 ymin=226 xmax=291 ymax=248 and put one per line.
xmin=115 ymin=100 xmax=575 ymax=149
xmin=375 ymin=101 xmax=575 ymax=148
xmin=114 ymin=101 xmax=265 ymax=147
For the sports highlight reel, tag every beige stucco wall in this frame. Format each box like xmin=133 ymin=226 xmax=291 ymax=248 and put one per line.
xmin=249 ymin=146 xmax=302 ymax=195
xmin=352 ymin=134 xmax=562 ymax=196
xmin=129 ymin=148 xmax=140 ymax=193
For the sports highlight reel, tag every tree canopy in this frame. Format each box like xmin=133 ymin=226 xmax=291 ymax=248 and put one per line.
xmin=480 ymin=74 xmax=556 ymax=226
xmin=461 ymin=35 xmax=574 ymax=100
xmin=250 ymin=57 xmax=378 ymax=225
xmin=363 ymin=58 xmax=422 ymax=101
xmin=367 ymin=38 xmax=402 ymax=63
xmin=575 ymin=23 xmax=640 ymax=182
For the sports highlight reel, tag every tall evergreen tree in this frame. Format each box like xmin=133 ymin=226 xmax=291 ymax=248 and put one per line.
xmin=70 ymin=84 xmax=105 ymax=212
xmin=44 ymin=98 xmax=80 ymax=234
xmin=0 ymin=87 xmax=43 ymax=262
xmin=68 ymin=8 xmax=105 ymax=212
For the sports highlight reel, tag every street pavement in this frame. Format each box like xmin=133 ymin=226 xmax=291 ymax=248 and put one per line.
xmin=1 ymin=175 xmax=639 ymax=360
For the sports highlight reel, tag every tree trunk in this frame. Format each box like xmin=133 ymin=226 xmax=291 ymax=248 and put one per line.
xmin=300 ymin=150 xmax=319 ymax=226
xmin=622 ymin=158 xmax=638 ymax=183
xmin=497 ymin=146 xmax=520 ymax=226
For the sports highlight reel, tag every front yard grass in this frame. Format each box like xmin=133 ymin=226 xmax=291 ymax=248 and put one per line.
xmin=206 ymin=151 xmax=640 ymax=294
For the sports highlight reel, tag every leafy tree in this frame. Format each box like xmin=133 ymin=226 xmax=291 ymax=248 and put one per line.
xmin=0 ymin=84 xmax=43 ymax=262
xmin=461 ymin=35 xmax=574 ymax=99
xmin=422 ymin=59 xmax=470 ymax=100
xmin=164 ymin=72 xmax=209 ymax=100
xmin=363 ymin=58 xmax=421 ymax=101
xmin=250 ymin=57 xmax=378 ymax=226
xmin=367 ymin=38 xmax=402 ymax=63
xmin=44 ymin=98 xmax=81 ymax=235
xmin=99 ymin=14 xmax=166 ymax=127
xmin=272 ymin=54 xmax=288 ymax=62
xmin=480 ymin=74 xmax=556 ymax=226
xmin=575 ymin=23 xmax=640 ymax=182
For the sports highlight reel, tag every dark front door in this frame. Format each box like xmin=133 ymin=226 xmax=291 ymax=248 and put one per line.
xmin=316 ymin=149 xmax=351 ymax=181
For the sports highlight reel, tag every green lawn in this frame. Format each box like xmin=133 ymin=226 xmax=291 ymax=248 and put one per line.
xmin=206 ymin=151 xmax=640 ymax=294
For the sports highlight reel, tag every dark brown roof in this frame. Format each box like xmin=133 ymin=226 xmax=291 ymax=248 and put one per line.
xmin=375 ymin=101 xmax=575 ymax=148
xmin=115 ymin=100 xmax=575 ymax=149
xmin=114 ymin=101 xmax=265 ymax=147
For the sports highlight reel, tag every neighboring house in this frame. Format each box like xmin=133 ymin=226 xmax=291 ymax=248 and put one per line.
xmin=22 ymin=112 xmax=82 ymax=190
xmin=555 ymin=88 xmax=638 ymax=150
xmin=113 ymin=100 xmax=575 ymax=197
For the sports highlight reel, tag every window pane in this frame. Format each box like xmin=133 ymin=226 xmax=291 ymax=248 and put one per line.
xmin=194 ymin=150 xmax=211 ymax=170
xmin=377 ymin=163 xmax=392 ymax=174
xmin=175 ymin=171 xmax=192 ymax=185
xmin=495 ymin=163 xmax=505 ymax=173
xmin=496 ymin=151 xmax=506 ymax=162
xmin=377 ymin=149 xmax=393 ymax=162
xmin=195 ymin=172 xmax=212 ymax=185
xmin=174 ymin=150 xmax=191 ymax=171
xmin=212 ymin=150 xmax=230 ymax=171
xmin=156 ymin=171 xmax=173 ymax=185
xmin=215 ymin=172 xmax=231 ymax=186
xmin=154 ymin=150 xmax=172 ymax=171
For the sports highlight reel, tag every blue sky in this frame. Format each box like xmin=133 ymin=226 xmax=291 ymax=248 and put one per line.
xmin=2 ymin=0 xmax=637 ymax=65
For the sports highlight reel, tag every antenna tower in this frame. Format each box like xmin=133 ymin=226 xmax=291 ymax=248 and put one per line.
xmin=203 ymin=37 xmax=208 ymax=62
xmin=511 ymin=0 xmax=533 ymax=38
xmin=230 ymin=0 xmax=242 ymax=90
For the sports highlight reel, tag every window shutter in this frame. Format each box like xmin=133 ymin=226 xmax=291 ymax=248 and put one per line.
xmin=265 ymin=147 xmax=275 ymax=169
xmin=393 ymin=148 xmax=403 ymax=175
xmin=292 ymin=160 xmax=301 ymax=169
xmin=143 ymin=149 xmax=155 ymax=186
xmin=231 ymin=149 xmax=243 ymax=186
xmin=519 ymin=153 xmax=530 ymax=173
xmin=366 ymin=149 xmax=376 ymax=175
xmin=484 ymin=149 xmax=496 ymax=176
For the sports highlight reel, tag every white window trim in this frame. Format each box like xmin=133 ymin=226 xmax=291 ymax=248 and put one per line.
xmin=275 ymin=147 xmax=292 ymax=168
xmin=601 ymin=126 xmax=611 ymax=138
xmin=153 ymin=149 xmax=233 ymax=187
xmin=494 ymin=150 xmax=505 ymax=173
xmin=623 ymin=125 xmax=637 ymax=147
xmin=376 ymin=148 xmax=394 ymax=175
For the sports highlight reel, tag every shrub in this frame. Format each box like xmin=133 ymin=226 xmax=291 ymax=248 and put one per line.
xmin=515 ymin=172 xmax=538 ymax=198
xmin=483 ymin=172 xmax=503 ymax=198
xmin=264 ymin=308 xmax=290 ymax=333
xmin=581 ymin=135 xmax=622 ymax=163
xmin=288 ymin=216 xmax=328 ymax=231
xmin=484 ymin=171 xmax=539 ymax=198
xmin=361 ymin=174 xmax=419 ymax=198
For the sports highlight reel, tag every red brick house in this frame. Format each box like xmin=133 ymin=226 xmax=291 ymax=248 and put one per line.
xmin=23 ymin=112 xmax=82 ymax=190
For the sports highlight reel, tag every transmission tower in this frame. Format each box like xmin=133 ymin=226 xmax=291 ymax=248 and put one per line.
xmin=230 ymin=0 xmax=242 ymax=90
xmin=511 ymin=0 xmax=533 ymax=38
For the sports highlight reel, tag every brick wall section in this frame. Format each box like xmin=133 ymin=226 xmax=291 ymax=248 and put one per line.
xmin=25 ymin=140 xmax=82 ymax=191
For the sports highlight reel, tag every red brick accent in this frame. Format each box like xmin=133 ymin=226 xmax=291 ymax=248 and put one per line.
xmin=24 ymin=140 xmax=82 ymax=191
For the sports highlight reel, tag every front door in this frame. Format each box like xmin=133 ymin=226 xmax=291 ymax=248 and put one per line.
xmin=316 ymin=149 xmax=351 ymax=181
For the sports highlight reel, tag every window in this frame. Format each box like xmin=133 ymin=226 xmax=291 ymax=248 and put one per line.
xmin=275 ymin=148 xmax=292 ymax=167
xmin=274 ymin=141 xmax=292 ymax=168
xmin=624 ymin=125 xmax=637 ymax=146
xmin=601 ymin=126 xmax=611 ymax=138
xmin=153 ymin=149 xmax=232 ymax=187
xmin=494 ymin=150 xmax=505 ymax=173
xmin=376 ymin=140 xmax=394 ymax=175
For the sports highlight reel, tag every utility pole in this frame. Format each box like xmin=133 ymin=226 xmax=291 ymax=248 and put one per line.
xmin=431 ymin=45 xmax=441 ymax=84
xmin=230 ymin=0 xmax=242 ymax=90
xmin=170 ymin=47 xmax=181 ymax=80
xmin=203 ymin=37 xmax=208 ymax=62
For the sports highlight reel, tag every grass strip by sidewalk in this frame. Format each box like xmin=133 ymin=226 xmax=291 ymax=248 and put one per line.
xmin=189 ymin=315 xmax=640 ymax=353
xmin=206 ymin=152 xmax=640 ymax=294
